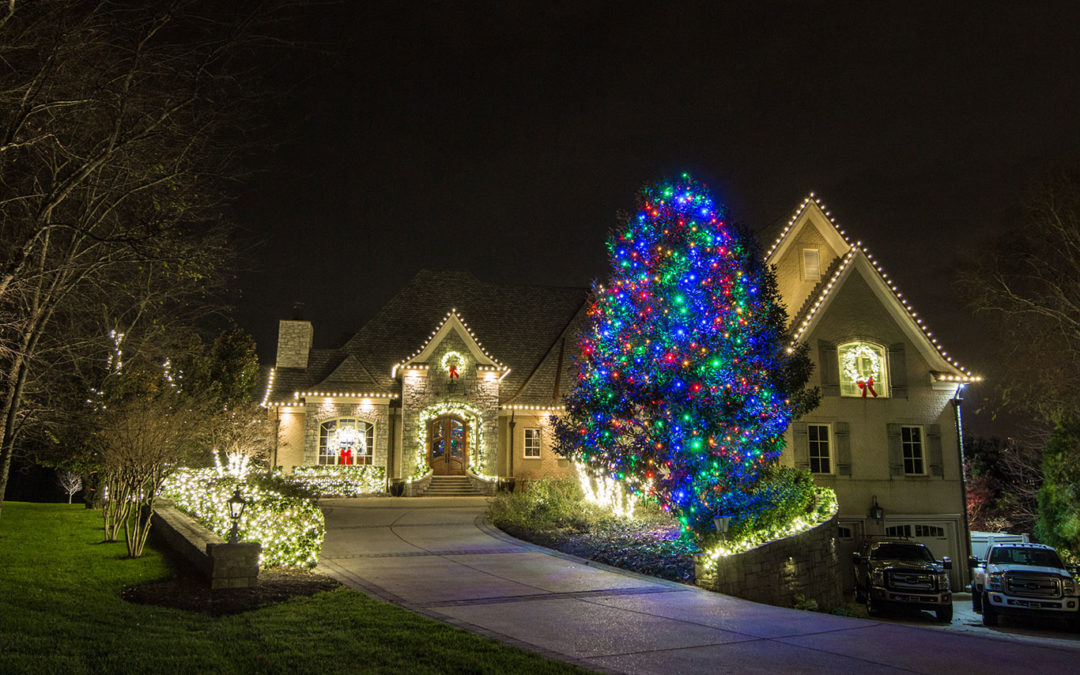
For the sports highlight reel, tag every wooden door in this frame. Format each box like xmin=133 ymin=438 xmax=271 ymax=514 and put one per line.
xmin=429 ymin=416 xmax=467 ymax=475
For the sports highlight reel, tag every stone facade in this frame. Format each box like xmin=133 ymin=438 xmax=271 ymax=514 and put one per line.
xmin=275 ymin=320 xmax=313 ymax=369
xmin=694 ymin=516 xmax=844 ymax=609
xmin=302 ymin=398 xmax=392 ymax=468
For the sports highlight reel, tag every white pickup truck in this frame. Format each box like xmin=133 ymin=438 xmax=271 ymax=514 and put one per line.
xmin=970 ymin=542 xmax=1079 ymax=628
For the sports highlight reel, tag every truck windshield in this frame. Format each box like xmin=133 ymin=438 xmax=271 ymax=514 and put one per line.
xmin=989 ymin=548 xmax=1064 ymax=568
xmin=872 ymin=544 xmax=935 ymax=562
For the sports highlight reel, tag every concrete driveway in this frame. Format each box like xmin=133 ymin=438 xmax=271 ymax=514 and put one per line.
xmin=317 ymin=497 xmax=1080 ymax=673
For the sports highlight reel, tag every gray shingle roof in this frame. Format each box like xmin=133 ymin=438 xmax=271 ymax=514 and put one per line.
xmin=267 ymin=269 xmax=588 ymax=405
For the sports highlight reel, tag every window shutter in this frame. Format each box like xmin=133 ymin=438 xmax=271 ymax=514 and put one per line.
xmin=889 ymin=343 xmax=907 ymax=399
xmin=793 ymin=422 xmax=809 ymax=470
xmin=835 ymin=422 xmax=851 ymax=476
xmin=818 ymin=341 xmax=839 ymax=397
xmin=927 ymin=424 xmax=943 ymax=477
xmin=887 ymin=423 xmax=903 ymax=476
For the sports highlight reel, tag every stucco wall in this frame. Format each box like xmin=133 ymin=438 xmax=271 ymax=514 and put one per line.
xmin=694 ymin=516 xmax=843 ymax=608
xmin=772 ymin=211 xmax=846 ymax=318
xmin=273 ymin=407 xmax=307 ymax=471
xmin=498 ymin=412 xmax=573 ymax=480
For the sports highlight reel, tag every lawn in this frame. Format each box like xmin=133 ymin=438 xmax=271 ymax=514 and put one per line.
xmin=0 ymin=502 xmax=585 ymax=674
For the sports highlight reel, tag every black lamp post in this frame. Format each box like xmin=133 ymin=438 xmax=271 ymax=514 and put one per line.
xmin=228 ymin=488 xmax=246 ymax=544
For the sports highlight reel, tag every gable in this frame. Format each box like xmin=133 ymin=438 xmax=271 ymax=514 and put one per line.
xmin=794 ymin=249 xmax=980 ymax=381
xmin=392 ymin=310 xmax=507 ymax=377
xmin=767 ymin=196 xmax=852 ymax=318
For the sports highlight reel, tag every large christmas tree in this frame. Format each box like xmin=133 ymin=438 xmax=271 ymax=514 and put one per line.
xmin=555 ymin=174 xmax=814 ymax=535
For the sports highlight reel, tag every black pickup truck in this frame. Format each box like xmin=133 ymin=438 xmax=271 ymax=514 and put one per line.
xmin=853 ymin=538 xmax=953 ymax=622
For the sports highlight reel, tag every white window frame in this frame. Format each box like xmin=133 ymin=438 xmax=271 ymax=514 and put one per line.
xmin=807 ymin=423 xmax=832 ymax=474
xmin=318 ymin=418 xmax=375 ymax=466
xmin=901 ymin=425 xmax=926 ymax=475
xmin=802 ymin=248 xmax=821 ymax=281
xmin=523 ymin=427 xmax=542 ymax=459
xmin=838 ymin=341 xmax=889 ymax=398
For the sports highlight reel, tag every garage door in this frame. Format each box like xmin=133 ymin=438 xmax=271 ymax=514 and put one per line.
xmin=884 ymin=521 xmax=959 ymax=589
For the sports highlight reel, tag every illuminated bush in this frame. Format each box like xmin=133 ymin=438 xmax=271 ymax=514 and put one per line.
xmin=290 ymin=465 xmax=386 ymax=497
xmin=161 ymin=468 xmax=324 ymax=568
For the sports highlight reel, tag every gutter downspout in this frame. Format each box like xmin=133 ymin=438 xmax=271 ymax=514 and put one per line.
xmin=388 ymin=405 xmax=396 ymax=493
xmin=954 ymin=384 xmax=974 ymax=589
xmin=509 ymin=410 xmax=516 ymax=480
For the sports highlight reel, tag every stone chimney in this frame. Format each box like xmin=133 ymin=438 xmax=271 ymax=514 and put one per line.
xmin=275 ymin=319 xmax=313 ymax=369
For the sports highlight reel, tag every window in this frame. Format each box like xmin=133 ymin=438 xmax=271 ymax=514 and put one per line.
xmin=837 ymin=525 xmax=853 ymax=539
xmin=802 ymin=248 xmax=821 ymax=281
xmin=838 ymin=342 xmax=889 ymax=398
xmin=319 ymin=418 xmax=374 ymax=466
xmin=915 ymin=525 xmax=945 ymax=538
xmin=808 ymin=424 xmax=831 ymax=473
xmin=901 ymin=426 xmax=925 ymax=474
xmin=523 ymin=428 xmax=541 ymax=458
xmin=886 ymin=524 xmax=912 ymax=538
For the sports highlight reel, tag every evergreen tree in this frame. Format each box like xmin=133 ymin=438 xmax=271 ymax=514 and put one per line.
xmin=1036 ymin=420 xmax=1080 ymax=559
xmin=554 ymin=175 xmax=816 ymax=535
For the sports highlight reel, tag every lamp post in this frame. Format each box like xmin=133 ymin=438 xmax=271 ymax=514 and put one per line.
xmin=713 ymin=515 xmax=731 ymax=539
xmin=228 ymin=488 xmax=247 ymax=544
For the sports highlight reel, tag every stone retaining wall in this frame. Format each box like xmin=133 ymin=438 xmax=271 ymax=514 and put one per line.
xmin=694 ymin=515 xmax=843 ymax=608
xmin=153 ymin=504 xmax=262 ymax=589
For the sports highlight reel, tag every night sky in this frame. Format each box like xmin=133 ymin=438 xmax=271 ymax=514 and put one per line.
xmin=233 ymin=2 xmax=1080 ymax=437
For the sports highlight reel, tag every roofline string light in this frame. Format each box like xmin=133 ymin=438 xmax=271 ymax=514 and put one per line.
xmin=260 ymin=368 xmax=276 ymax=408
xmin=391 ymin=309 xmax=511 ymax=378
xmin=778 ymin=194 xmax=982 ymax=383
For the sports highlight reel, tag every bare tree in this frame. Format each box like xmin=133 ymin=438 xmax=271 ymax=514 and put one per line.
xmin=55 ymin=468 xmax=82 ymax=504
xmin=960 ymin=167 xmax=1080 ymax=423
xmin=0 ymin=0 xmax=299 ymax=520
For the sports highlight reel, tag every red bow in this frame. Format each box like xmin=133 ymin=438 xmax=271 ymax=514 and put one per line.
xmin=448 ymin=364 xmax=459 ymax=379
xmin=858 ymin=377 xmax=878 ymax=398
xmin=339 ymin=447 xmax=352 ymax=465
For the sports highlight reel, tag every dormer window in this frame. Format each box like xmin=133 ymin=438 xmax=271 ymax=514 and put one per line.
xmin=802 ymin=249 xmax=821 ymax=281
xmin=838 ymin=342 xmax=888 ymax=398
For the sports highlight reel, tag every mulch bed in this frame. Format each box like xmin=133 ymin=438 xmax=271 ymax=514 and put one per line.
xmin=122 ymin=549 xmax=341 ymax=616
xmin=499 ymin=522 xmax=699 ymax=584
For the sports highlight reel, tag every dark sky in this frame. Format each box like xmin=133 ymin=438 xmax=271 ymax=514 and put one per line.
xmin=233 ymin=1 xmax=1080 ymax=437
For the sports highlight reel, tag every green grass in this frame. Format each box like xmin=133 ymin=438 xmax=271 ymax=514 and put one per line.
xmin=0 ymin=502 xmax=585 ymax=674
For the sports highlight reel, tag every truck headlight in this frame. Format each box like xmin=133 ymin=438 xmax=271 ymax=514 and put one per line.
xmin=1063 ymin=578 xmax=1077 ymax=596
xmin=936 ymin=573 xmax=950 ymax=591
xmin=988 ymin=572 xmax=1003 ymax=591
xmin=872 ymin=570 xmax=884 ymax=586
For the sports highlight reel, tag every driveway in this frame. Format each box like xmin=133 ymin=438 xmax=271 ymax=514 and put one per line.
xmin=317 ymin=497 xmax=1080 ymax=673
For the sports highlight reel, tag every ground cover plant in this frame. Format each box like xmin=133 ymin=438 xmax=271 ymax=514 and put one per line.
xmin=0 ymin=502 xmax=585 ymax=674
xmin=489 ymin=477 xmax=700 ymax=582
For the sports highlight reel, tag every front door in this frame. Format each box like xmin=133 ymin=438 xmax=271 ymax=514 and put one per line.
xmin=429 ymin=415 xmax=467 ymax=475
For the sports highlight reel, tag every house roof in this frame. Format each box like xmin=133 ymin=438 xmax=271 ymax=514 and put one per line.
xmin=265 ymin=269 xmax=588 ymax=405
xmin=777 ymin=194 xmax=982 ymax=382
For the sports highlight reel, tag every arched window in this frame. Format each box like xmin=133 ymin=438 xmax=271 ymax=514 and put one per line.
xmin=837 ymin=341 xmax=889 ymax=398
xmin=319 ymin=418 xmax=374 ymax=466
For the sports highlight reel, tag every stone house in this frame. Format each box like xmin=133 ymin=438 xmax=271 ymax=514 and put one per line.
xmin=263 ymin=194 xmax=979 ymax=584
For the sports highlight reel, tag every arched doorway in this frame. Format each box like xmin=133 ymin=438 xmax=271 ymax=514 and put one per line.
xmin=428 ymin=415 xmax=467 ymax=475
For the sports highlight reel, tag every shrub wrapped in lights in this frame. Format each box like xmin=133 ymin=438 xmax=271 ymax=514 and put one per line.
xmin=161 ymin=468 xmax=325 ymax=568
xmin=290 ymin=465 xmax=386 ymax=497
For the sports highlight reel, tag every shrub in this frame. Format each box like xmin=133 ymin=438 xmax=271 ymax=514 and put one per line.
xmin=161 ymin=469 xmax=324 ymax=568
xmin=489 ymin=476 xmax=613 ymax=532
xmin=289 ymin=465 xmax=386 ymax=497
xmin=725 ymin=465 xmax=817 ymax=542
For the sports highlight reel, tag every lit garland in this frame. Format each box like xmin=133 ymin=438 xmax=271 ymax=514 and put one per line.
xmin=553 ymin=174 xmax=807 ymax=536
xmin=700 ymin=487 xmax=837 ymax=565
xmin=440 ymin=351 xmax=466 ymax=376
xmin=414 ymin=401 xmax=490 ymax=479
xmin=290 ymin=465 xmax=386 ymax=496
xmin=839 ymin=342 xmax=883 ymax=387
xmin=161 ymin=469 xmax=325 ymax=568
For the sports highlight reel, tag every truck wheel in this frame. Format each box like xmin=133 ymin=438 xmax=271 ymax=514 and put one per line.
xmin=981 ymin=594 xmax=998 ymax=627
xmin=866 ymin=593 xmax=880 ymax=617
xmin=972 ymin=589 xmax=982 ymax=613
xmin=936 ymin=605 xmax=953 ymax=623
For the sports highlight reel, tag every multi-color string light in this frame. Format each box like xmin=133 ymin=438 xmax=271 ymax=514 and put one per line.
xmin=554 ymin=174 xmax=801 ymax=535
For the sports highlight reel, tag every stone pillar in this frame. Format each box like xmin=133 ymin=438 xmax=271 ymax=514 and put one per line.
xmin=276 ymin=320 xmax=313 ymax=369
